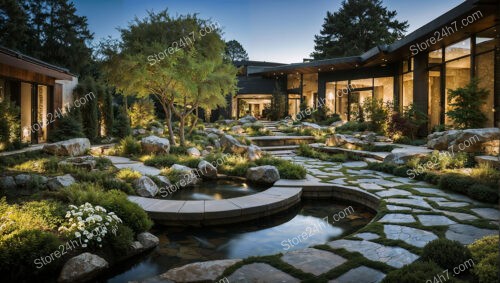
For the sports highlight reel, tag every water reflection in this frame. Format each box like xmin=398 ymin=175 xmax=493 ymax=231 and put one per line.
xmin=166 ymin=179 xmax=268 ymax=200
xmin=104 ymin=200 xmax=374 ymax=283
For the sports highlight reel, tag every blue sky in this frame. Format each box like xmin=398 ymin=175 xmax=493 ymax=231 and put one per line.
xmin=73 ymin=0 xmax=463 ymax=63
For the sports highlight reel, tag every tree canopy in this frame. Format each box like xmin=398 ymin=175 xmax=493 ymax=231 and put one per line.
xmin=0 ymin=0 xmax=94 ymax=75
xmin=311 ymin=0 xmax=408 ymax=60
xmin=101 ymin=10 xmax=238 ymax=146
xmin=225 ymin=39 xmax=249 ymax=62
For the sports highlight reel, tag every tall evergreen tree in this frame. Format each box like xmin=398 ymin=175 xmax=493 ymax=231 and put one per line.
xmin=225 ymin=40 xmax=249 ymax=62
xmin=0 ymin=0 xmax=93 ymax=75
xmin=311 ymin=0 xmax=408 ymax=59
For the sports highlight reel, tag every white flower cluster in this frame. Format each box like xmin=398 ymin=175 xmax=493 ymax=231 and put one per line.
xmin=58 ymin=202 xmax=122 ymax=248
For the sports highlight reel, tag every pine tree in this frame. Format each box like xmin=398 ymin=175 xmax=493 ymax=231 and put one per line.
xmin=225 ymin=40 xmax=249 ymax=62
xmin=48 ymin=107 xmax=84 ymax=142
xmin=446 ymin=78 xmax=489 ymax=129
xmin=311 ymin=0 xmax=408 ymax=59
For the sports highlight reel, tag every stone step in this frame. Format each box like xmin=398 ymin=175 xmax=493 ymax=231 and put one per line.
xmin=260 ymin=145 xmax=299 ymax=151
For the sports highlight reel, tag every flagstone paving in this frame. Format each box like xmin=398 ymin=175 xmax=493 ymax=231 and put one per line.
xmin=145 ymin=154 xmax=499 ymax=282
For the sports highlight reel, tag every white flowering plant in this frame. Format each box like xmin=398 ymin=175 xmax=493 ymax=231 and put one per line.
xmin=58 ymin=202 xmax=122 ymax=248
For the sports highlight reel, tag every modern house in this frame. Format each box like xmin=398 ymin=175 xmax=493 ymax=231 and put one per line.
xmin=232 ymin=0 xmax=499 ymax=131
xmin=0 ymin=46 xmax=77 ymax=144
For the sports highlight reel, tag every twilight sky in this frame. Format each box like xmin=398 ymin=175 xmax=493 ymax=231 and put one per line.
xmin=73 ymin=0 xmax=464 ymax=63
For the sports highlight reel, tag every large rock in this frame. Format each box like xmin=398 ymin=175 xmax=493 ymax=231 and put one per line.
xmin=0 ymin=176 xmax=16 ymax=190
xmin=132 ymin=128 xmax=147 ymax=135
xmin=301 ymin=122 xmax=322 ymax=130
xmin=186 ymin=147 xmax=201 ymax=157
xmin=331 ymin=120 xmax=346 ymax=127
xmin=160 ymin=259 xmax=242 ymax=282
xmin=150 ymin=126 xmax=164 ymax=135
xmin=47 ymin=174 xmax=76 ymax=190
xmin=206 ymin=128 xmax=224 ymax=136
xmin=427 ymin=128 xmax=500 ymax=155
xmin=170 ymin=164 xmax=201 ymax=186
xmin=197 ymin=160 xmax=217 ymax=179
xmin=238 ymin=115 xmax=257 ymax=124
xmin=155 ymin=175 xmax=172 ymax=188
xmin=325 ymin=134 xmax=366 ymax=148
xmin=231 ymin=125 xmax=245 ymax=134
xmin=220 ymin=134 xmax=248 ymax=154
xmin=137 ymin=232 xmax=160 ymax=249
xmin=141 ymin=135 xmax=170 ymax=154
xmin=383 ymin=152 xmax=429 ymax=165
xmin=58 ymin=253 xmax=108 ymax=283
xmin=133 ymin=176 xmax=159 ymax=197
xmin=247 ymin=144 xmax=263 ymax=161
xmin=246 ymin=165 xmax=280 ymax=184
xmin=58 ymin=156 xmax=96 ymax=171
xmin=14 ymin=174 xmax=32 ymax=187
xmin=43 ymin=138 xmax=90 ymax=157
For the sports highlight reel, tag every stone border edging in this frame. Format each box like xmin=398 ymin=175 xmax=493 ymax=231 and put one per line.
xmin=128 ymin=179 xmax=380 ymax=226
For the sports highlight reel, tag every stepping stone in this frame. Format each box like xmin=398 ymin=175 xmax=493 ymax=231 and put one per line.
xmin=383 ymin=225 xmax=438 ymax=247
xmin=355 ymin=232 xmax=380 ymax=240
xmin=445 ymin=224 xmax=498 ymax=245
xmin=359 ymin=183 xmax=384 ymax=191
xmin=391 ymin=177 xmax=415 ymax=184
xmin=417 ymin=215 xmax=457 ymax=226
xmin=379 ymin=214 xmax=416 ymax=223
xmin=328 ymin=240 xmax=418 ymax=268
xmin=386 ymin=198 xmax=432 ymax=209
xmin=471 ymin=208 xmax=500 ymax=220
xmin=357 ymin=178 xmax=384 ymax=183
xmin=227 ymin=263 xmax=300 ymax=283
xmin=328 ymin=178 xmax=347 ymax=185
xmin=346 ymin=169 xmax=367 ymax=175
xmin=437 ymin=210 xmax=478 ymax=221
xmin=159 ymin=259 xmax=241 ymax=282
xmin=360 ymin=170 xmax=381 ymax=175
xmin=329 ymin=266 xmax=385 ymax=283
xmin=386 ymin=205 xmax=425 ymax=213
xmin=375 ymin=189 xmax=411 ymax=197
xmin=426 ymin=197 xmax=449 ymax=202
xmin=281 ymin=248 xmax=346 ymax=276
xmin=374 ymin=172 xmax=394 ymax=178
xmin=436 ymin=201 xmax=469 ymax=208
xmin=343 ymin=161 xmax=368 ymax=168
xmin=412 ymin=187 xmax=448 ymax=197
xmin=356 ymin=179 xmax=401 ymax=188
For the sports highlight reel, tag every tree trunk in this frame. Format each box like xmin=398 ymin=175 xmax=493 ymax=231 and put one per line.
xmin=179 ymin=116 xmax=186 ymax=146
xmin=188 ymin=107 xmax=199 ymax=135
xmin=165 ymin=103 xmax=176 ymax=146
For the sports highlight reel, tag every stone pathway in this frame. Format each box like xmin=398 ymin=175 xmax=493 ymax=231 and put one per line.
xmin=143 ymin=154 xmax=499 ymax=283
xmin=105 ymin=155 xmax=161 ymax=176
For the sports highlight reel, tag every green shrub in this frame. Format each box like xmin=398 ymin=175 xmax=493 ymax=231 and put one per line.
xmin=95 ymin=157 xmax=112 ymax=170
xmin=116 ymin=168 xmax=142 ymax=182
xmin=0 ymin=229 xmax=63 ymax=280
xmin=467 ymin=184 xmax=498 ymax=203
xmin=362 ymin=97 xmax=391 ymax=133
xmin=0 ymin=96 xmax=21 ymax=151
xmin=118 ymin=136 xmax=141 ymax=156
xmin=439 ymin=173 xmax=475 ymax=194
xmin=296 ymin=143 xmax=347 ymax=162
xmin=335 ymin=121 xmax=368 ymax=133
xmin=447 ymin=78 xmax=490 ymax=129
xmin=382 ymin=261 xmax=460 ymax=283
xmin=161 ymin=168 xmax=185 ymax=184
xmin=107 ymin=224 xmax=134 ymax=255
xmin=144 ymin=154 xmax=201 ymax=168
xmin=48 ymin=108 xmax=85 ymax=142
xmin=469 ymin=235 xmax=499 ymax=283
xmin=255 ymin=156 xmax=306 ymax=179
xmin=128 ymin=99 xmax=157 ymax=129
xmin=422 ymin=239 xmax=472 ymax=271
xmin=169 ymin=145 xmax=188 ymax=155
xmin=100 ymin=178 xmax=135 ymax=194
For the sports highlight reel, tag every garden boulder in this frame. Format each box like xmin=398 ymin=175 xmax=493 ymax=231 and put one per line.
xmin=427 ymin=128 xmax=500 ymax=155
xmin=58 ymin=253 xmax=108 ymax=283
xmin=247 ymin=144 xmax=263 ymax=161
xmin=186 ymin=147 xmax=201 ymax=157
xmin=383 ymin=151 xmax=429 ymax=165
xmin=206 ymin=128 xmax=224 ymax=136
xmin=150 ymin=126 xmax=164 ymax=135
xmin=301 ymin=122 xmax=322 ymax=130
xmin=133 ymin=176 xmax=159 ymax=197
xmin=246 ymin=165 xmax=280 ymax=184
xmin=141 ymin=135 xmax=170 ymax=154
xmin=43 ymin=138 xmax=90 ymax=156
xmin=239 ymin=115 xmax=257 ymax=124
xmin=231 ymin=125 xmax=245 ymax=134
xmin=47 ymin=174 xmax=76 ymax=190
xmin=58 ymin=156 xmax=96 ymax=171
xmin=220 ymin=134 xmax=248 ymax=154
xmin=132 ymin=128 xmax=147 ymax=135
xmin=326 ymin=134 xmax=366 ymax=148
xmin=0 ymin=176 xmax=16 ymax=190
xmin=137 ymin=232 xmax=160 ymax=249
xmin=331 ymin=120 xmax=346 ymax=128
xmin=197 ymin=160 xmax=217 ymax=179
xmin=171 ymin=164 xmax=201 ymax=186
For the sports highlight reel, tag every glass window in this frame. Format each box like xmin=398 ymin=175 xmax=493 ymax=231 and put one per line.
xmin=475 ymin=51 xmax=495 ymax=127
xmin=402 ymin=72 xmax=414 ymax=107
xmin=429 ymin=49 xmax=443 ymax=65
xmin=374 ymin=77 xmax=394 ymax=103
xmin=476 ymin=26 xmax=497 ymax=54
xmin=445 ymin=38 xmax=471 ymax=61
xmin=403 ymin=60 xmax=409 ymax=73
xmin=445 ymin=56 xmax=471 ymax=124
xmin=0 ymin=78 xmax=4 ymax=102
xmin=336 ymin=80 xmax=349 ymax=120
xmin=428 ymin=67 xmax=442 ymax=129
xmin=325 ymin=82 xmax=336 ymax=114
xmin=350 ymin=78 xmax=373 ymax=89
